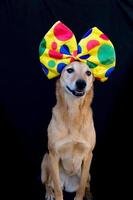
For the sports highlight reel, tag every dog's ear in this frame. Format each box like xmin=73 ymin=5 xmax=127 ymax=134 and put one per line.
xmin=93 ymin=75 xmax=95 ymax=82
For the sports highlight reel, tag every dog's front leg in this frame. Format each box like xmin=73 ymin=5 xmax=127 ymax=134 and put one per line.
xmin=49 ymin=151 xmax=63 ymax=200
xmin=74 ymin=152 xmax=93 ymax=200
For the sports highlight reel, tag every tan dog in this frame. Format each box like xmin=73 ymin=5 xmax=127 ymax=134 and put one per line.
xmin=41 ymin=61 xmax=96 ymax=200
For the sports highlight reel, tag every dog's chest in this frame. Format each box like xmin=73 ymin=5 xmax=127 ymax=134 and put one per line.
xmin=57 ymin=136 xmax=90 ymax=175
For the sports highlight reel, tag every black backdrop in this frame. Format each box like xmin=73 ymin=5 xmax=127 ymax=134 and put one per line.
xmin=0 ymin=0 xmax=132 ymax=200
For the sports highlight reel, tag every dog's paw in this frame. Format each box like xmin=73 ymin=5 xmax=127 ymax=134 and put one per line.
xmin=45 ymin=193 xmax=55 ymax=200
xmin=74 ymin=198 xmax=82 ymax=200
xmin=74 ymin=197 xmax=82 ymax=200
xmin=45 ymin=187 xmax=55 ymax=200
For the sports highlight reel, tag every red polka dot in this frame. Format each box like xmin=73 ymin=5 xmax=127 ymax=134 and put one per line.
xmin=100 ymin=34 xmax=109 ymax=40
xmin=49 ymin=50 xmax=63 ymax=59
xmin=72 ymin=50 xmax=77 ymax=57
xmin=70 ymin=57 xmax=75 ymax=62
xmin=54 ymin=22 xmax=73 ymax=41
xmin=51 ymin=42 xmax=57 ymax=50
xmin=87 ymin=40 xmax=100 ymax=51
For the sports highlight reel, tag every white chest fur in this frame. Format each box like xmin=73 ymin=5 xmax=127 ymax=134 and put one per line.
xmin=60 ymin=164 xmax=81 ymax=192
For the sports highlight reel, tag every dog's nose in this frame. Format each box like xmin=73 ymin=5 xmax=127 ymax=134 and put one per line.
xmin=76 ymin=79 xmax=86 ymax=90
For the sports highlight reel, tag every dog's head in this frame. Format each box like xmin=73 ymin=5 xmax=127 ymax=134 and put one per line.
xmin=60 ymin=61 xmax=94 ymax=97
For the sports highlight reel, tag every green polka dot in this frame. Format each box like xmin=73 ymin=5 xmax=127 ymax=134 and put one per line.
xmin=48 ymin=60 xmax=56 ymax=68
xmin=39 ymin=38 xmax=46 ymax=56
xmin=87 ymin=61 xmax=97 ymax=68
xmin=98 ymin=44 xmax=115 ymax=65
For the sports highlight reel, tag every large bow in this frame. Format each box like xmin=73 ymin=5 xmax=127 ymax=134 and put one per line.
xmin=39 ymin=21 xmax=116 ymax=81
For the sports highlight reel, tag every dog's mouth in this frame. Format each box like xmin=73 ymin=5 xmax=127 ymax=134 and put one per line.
xmin=66 ymin=86 xmax=85 ymax=97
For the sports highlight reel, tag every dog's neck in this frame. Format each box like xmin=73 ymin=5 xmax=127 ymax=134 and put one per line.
xmin=55 ymin=80 xmax=93 ymax=127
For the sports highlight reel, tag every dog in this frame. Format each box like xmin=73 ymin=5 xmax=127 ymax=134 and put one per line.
xmin=41 ymin=61 xmax=96 ymax=200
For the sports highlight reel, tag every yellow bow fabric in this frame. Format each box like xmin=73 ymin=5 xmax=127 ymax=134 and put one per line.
xmin=39 ymin=21 xmax=116 ymax=81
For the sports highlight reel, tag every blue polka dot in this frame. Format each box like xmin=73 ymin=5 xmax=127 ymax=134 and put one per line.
xmin=79 ymin=54 xmax=91 ymax=59
xmin=105 ymin=67 xmax=115 ymax=77
xmin=60 ymin=45 xmax=71 ymax=55
xmin=82 ymin=29 xmax=92 ymax=38
xmin=41 ymin=63 xmax=49 ymax=75
xmin=77 ymin=45 xmax=82 ymax=54
xmin=57 ymin=63 xmax=66 ymax=73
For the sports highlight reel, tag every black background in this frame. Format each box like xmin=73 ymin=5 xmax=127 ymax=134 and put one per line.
xmin=0 ymin=0 xmax=132 ymax=200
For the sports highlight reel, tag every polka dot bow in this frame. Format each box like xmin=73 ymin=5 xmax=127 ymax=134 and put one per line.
xmin=39 ymin=21 xmax=116 ymax=81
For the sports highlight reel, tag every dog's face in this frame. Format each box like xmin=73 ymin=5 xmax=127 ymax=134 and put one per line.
xmin=60 ymin=61 xmax=94 ymax=97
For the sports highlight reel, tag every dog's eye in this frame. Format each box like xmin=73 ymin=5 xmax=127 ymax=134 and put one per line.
xmin=67 ymin=68 xmax=74 ymax=73
xmin=86 ymin=71 xmax=91 ymax=76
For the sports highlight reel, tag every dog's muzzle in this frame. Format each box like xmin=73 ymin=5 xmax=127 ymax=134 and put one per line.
xmin=67 ymin=79 xmax=86 ymax=97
